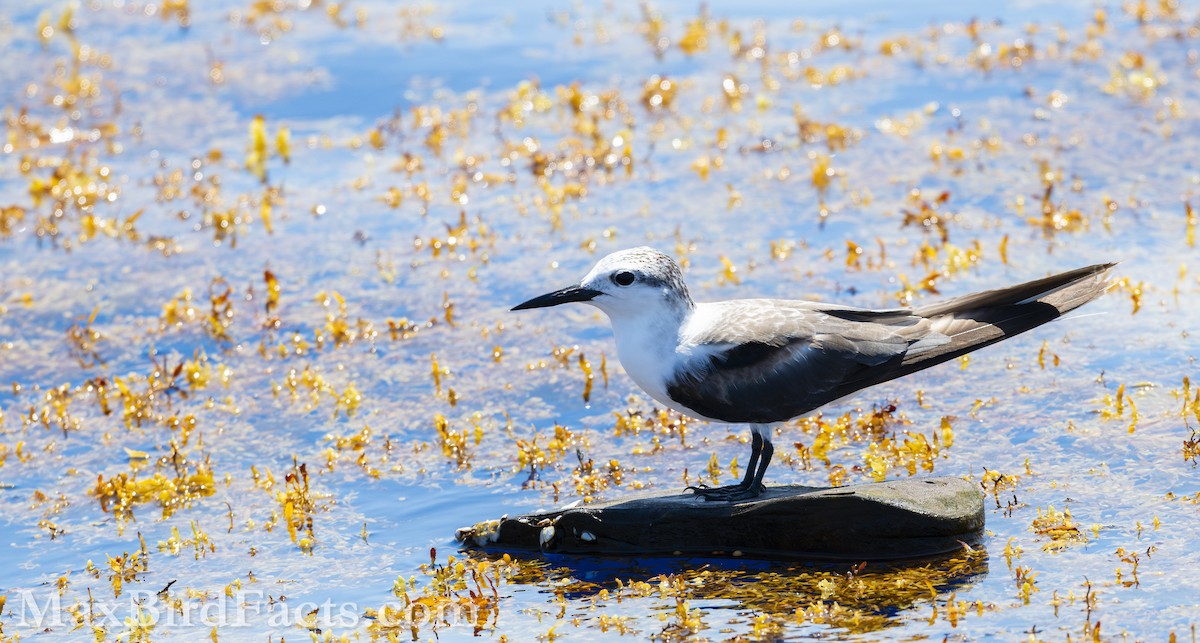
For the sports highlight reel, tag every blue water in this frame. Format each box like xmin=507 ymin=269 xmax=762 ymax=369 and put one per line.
xmin=2 ymin=0 xmax=1199 ymax=640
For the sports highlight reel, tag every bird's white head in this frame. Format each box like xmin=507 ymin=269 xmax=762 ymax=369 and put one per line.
xmin=512 ymin=246 xmax=693 ymax=321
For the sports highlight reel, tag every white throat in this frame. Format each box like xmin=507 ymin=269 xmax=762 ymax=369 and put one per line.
xmin=603 ymin=305 xmax=692 ymax=413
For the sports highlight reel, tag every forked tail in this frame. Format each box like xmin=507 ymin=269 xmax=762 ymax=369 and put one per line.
xmin=899 ymin=263 xmax=1116 ymax=371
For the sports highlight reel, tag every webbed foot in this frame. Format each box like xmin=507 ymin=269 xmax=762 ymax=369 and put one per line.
xmin=686 ymin=482 xmax=765 ymax=501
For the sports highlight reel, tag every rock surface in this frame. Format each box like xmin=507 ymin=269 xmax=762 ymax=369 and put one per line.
xmin=456 ymin=476 xmax=984 ymax=561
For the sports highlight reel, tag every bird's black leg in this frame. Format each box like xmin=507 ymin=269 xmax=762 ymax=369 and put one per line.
xmin=688 ymin=424 xmax=769 ymax=501
xmin=741 ymin=430 xmax=762 ymax=487
xmin=750 ymin=433 xmax=774 ymax=493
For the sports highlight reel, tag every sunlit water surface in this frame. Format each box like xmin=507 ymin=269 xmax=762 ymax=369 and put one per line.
xmin=1 ymin=0 xmax=1198 ymax=640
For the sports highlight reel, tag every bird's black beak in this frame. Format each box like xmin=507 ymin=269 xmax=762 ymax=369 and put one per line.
xmin=511 ymin=285 xmax=602 ymax=311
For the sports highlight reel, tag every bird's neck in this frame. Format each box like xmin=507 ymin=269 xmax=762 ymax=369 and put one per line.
xmin=607 ymin=303 xmax=691 ymax=405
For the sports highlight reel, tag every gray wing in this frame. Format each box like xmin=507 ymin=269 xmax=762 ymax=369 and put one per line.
xmin=667 ymin=263 xmax=1113 ymax=424
xmin=668 ymin=301 xmax=941 ymax=423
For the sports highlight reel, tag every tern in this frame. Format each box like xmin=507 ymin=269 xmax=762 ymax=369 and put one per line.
xmin=513 ymin=247 xmax=1113 ymax=501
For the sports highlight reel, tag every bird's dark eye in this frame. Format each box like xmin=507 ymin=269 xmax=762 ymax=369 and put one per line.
xmin=612 ymin=271 xmax=636 ymax=286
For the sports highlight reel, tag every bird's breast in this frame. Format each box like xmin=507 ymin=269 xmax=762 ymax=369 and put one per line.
xmin=612 ymin=328 xmax=730 ymax=422
xmin=612 ymin=332 xmax=673 ymax=403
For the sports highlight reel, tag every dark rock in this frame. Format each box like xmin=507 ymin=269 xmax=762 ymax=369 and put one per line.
xmin=456 ymin=476 xmax=984 ymax=561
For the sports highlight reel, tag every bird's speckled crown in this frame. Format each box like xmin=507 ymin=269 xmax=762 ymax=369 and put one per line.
xmin=593 ymin=246 xmax=692 ymax=307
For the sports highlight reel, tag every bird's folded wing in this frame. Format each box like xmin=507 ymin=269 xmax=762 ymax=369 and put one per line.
xmin=669 ymin=301 xmax=937 ymax=423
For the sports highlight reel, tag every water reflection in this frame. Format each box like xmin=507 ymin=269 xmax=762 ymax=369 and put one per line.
xmin=479 ymin=549 xmax=990 ymax=636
